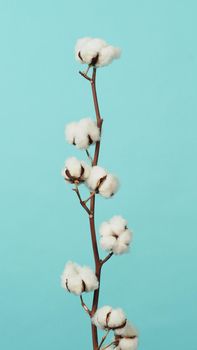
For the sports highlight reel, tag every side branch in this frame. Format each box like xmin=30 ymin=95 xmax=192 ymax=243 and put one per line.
xmin=73 ymin=185 xmax=91 ymax=216
xmin=98 ymin=329 xmax=110 ymax=350
xmin=79 ymin=70 xmax=92 ymax=81
xmin=101 ymin=252 xmax=113 ymax=266
xmin=80 ymin=295 xmax=91 ymax=316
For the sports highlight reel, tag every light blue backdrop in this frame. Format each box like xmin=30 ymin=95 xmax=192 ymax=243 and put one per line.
xmin=0 ymin=0 xmax=196 ymax=349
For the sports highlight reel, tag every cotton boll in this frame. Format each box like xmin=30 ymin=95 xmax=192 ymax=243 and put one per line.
xmin=115 ymin=322 xmax=138 ymax=338
xmin=79 ymin=266 xmax=99 ymax=292
xmin=99 ymin=174 xmax=119 ymax=198
xmin=80 ymin=38 xmax=107 ymax=65
xmin=107 ymin=308 xmax=126 ymax=329
xmin=75 ymin=37 xmax=121 ymax=68
xmin=75 ymin=130 xmax=89 ymax=149
xmin=80 ymin=160 xmax=91 ymax=179
xmin=115 ymin=323 xmax=138 ymax=350
xmin=113 ymin=230 xmax=132 ymax=255
xmin=61 ymin=262 xmax=83 ymax=295
xmin=62 ymin=157 xmax=90 ymax=184
xmin=65 ymin=275 xmax=84 ymax=295
xmin=99 ymin=217 xmax=132 ymax=254
xmin=65 ymin=157 xmax=82 ymax=178
xmin=109 ymin=216 xmax=127 ymax=235
xmin=118 ymin=337 xmax=138 ymax=350
xmin=99 ymin=222 xmax=113 ymax=236
xmin=92 ymin=306 xmax=112 ymax=329
xmin=65 ymin=122 xmax=78 ymax=145
xmin=113 ymin=241 xmax=129 ymax=255
xmin=97 ymin=46 xmax=121 ymax=67
xmin=100 ymin=235 xmax=117 ymax=251
xmin=75 ymin=118 xmax=100 ymax=149
xmin=61 ymin=262 xmax=98 ymax=296
xmin=61 ymin=261 xmax=78 ymax=278
xmin=92 ymin=306 xmax=126 ymax=330
xmin=118 ymin=230 xmax=132 ymax=245
xmin=78 ymin=118 xmax=100 ymax=143
xmin=86 ymin=166 xmax=107 ymax=191
xmin=75 ymin=37 xmax=92 ymax=62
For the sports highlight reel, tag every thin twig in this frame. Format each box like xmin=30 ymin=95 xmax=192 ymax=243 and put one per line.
xmin=72 ymin=184 xmax=91 ymax=215
xmin=80 ymin=295 xmax=91 ymax=316
xmin=97 ymin=329 xmax=110 ymax=350
xmin=79 ymin=70 xmax=92 ymax=81
xmin=86 ymin=149 xmax=93 ymax=163
xmin=101 ymin=252 xmax=113 ymax=266
xmin=84 ymin=191 xmax=96 ymax=204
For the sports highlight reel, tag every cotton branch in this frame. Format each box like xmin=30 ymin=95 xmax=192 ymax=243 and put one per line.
xmin=86 ymin=149 xmax=93 ymax=163
xmin=80 ymin=295 xmax=91 ymax=316
xmin=61 ymin=38 xmax=139 ymax=350
xmin=79 ymin=70 xmax=92 ymax=81
xmin=97 ymin=329 xmax=110 ymax=350
xmin=72 ymin=184 xmax=91 ymax=216
xmin=101 ymin=252 xmax=113 ymax=266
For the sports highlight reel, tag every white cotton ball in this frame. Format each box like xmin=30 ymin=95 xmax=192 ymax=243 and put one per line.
xmin=99 ymin=174 xmax=119 ymax=198
xmin=113 ymin=242 xmax=129 ymax=255
xmin=80 ymin=160 xmax=91 ymax=180
xmin=92 ymin=306 xmax=126 ymax=330
xmin=75 ymin=118 xmax=100 ymax=149
xmin=99 ymin=217 xmax=132 ymax=254
xmin=118 ymin=337 xmax=138 ymax=350
xmin=99 ymin=222 xmax=113 ymax=236
xmin=61 ymin=262 xmax=83 ymax=295
xmin=61 ymin=261 xmax=78 ymax=279
xmin=118 ymin=229 xmax=132 ymax=245
xmin=97 ymin=46 xmax=121 ymax=67
xmin=65 ymin=122 xmax=78 ymax=145
xmin=79 ymin=266 xmax=99 ymax=292
xmin=78 ymin=118 xmax=100 ymax=143
xmin=100 ymin=235 xmax=117 ymax=251
xmin=65 ymin=157 xmax=82 ymax=178
xmin=61 ymin=262 xmax=98 ymax=295
xmin=75 ymin=37 xmax=92 ymax=62
xmin=86 ymin=166 xmax=107 ymax=191
xmin=113 ymin=230 xmax=132 ymax=255
xmin=62 ymin=157 xmax=90 ymax=183
xmin=79 ymin=38 xmax=107 ymax=65
xmin=75 ymin=37 xmax=121 ymax=68
xmin=107 ymin=308 xmax=126 ymax=329
xmin=109 ymin=216 xmax=127 ymax=235
xmin=65 ymin=275 xmax=84 ymax=295
xmin=115 ymin=322 xmax=138 ymax=338
xmin=92 ymin=305 xmax=112 ymax=329
xmin=75 ymin=131 xmax=89 ymax=149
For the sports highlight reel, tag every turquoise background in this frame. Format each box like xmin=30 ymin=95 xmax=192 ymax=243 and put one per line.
xmin=0 ymin=0 xmax=196 ymax=349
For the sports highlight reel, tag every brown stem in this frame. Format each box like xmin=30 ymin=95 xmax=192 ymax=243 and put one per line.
xmin=84 ymin=191 xmax=96 ymax=204
xmin=72 ymin=185 xmax=91 ymax=215
xmin=101 ymin=252 xmax=113 ymax=266
xmin=98 ymin=329 xmax=110 ymax=350
xmin=86 ymin=149 xmax=93 ymax=163
xmin=79 ymin=70 xmax=92 ymax=81
xmin=80 ymin=67 xmax=109 ymax=350
xmin=80 ymin=295 xmax=91 ymax=316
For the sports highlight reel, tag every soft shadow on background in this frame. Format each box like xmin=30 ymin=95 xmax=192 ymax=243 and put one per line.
xmin=0 ymin=0 xmax=197 ymax=349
